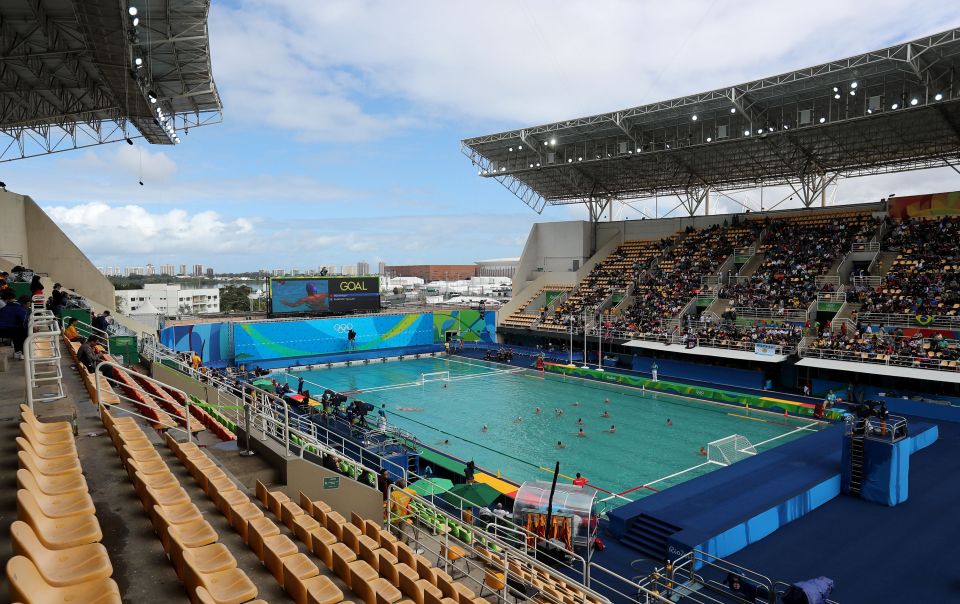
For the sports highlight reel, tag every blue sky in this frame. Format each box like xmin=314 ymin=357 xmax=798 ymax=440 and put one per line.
xmin=4 ymin=0 xmax=960 ymax=272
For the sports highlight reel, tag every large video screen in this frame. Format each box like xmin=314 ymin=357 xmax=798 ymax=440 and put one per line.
xmin=270 ymin=276 xmax=380 ymax=314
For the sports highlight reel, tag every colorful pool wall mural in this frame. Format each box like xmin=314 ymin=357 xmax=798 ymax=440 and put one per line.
xmin=158 ymin=311 xmax=496 ymax=368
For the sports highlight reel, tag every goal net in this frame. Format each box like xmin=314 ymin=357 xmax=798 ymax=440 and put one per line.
xmin=707 ymin=434 xmax=757 ymax=466
xmin=420 ymin=371 xmax=450 ymax=385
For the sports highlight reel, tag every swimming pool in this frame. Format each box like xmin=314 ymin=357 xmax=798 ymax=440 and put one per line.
xmin=281 ymin=356 xmax=820 ymax=504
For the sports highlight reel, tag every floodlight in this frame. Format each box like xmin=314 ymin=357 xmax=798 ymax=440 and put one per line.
xmin=148 ymin=90 xmax=157 ymax=102
xmin=833 ymin=86 xmax=839 ymax=92
xmin=550 ymin=138 xmax=556 ymax=145
xmin=132 ymin=17 xmax=139 ymax=26
xmin=517 ymin=145 xmax=522 ymax=150
xmin=743 ymin=130 xmax=750 ymax=136
xmin=910 ymin=98 xmax=918 ymax=105
xmin=834 ymin=94 xmax=840 ymax=99
xmin=535 ymin=162 xmax=540 ymax=167
xmin=935 ymin=93 xmax=943 ymax=101
xmin=129 ymin=6 xmax=138 ymax=16
xmin=577 ymin=157 xmax=582 ymax=161
xmin=567 ymin=158 xmax=572 ymax=163
xmin=783 ymin=124 xmax=789 ymax=130
xmin=730 ymin=108 xmax=736 ymax=114
xmin=850 ymin=90 xmax=856 ymax=96
xmin=819 ymin=117 xmax=826 ymax=123
xmin=508 ymin=147 xmax=513 ymax=152
xmin=850 ymin=81 xmax=858 ymax=89
xmin=891 ymin=103 xmax=898 ymax=109
xmin=706 ymin=137 xmax=712 ymax=142
xmin=756 ymin=129 xmax=762 ymax=135
xmin=691 ymin=114 xmax=698 ymax=121
xmin=529 ymin=163 xmax=533 ymax=168
xmin=134 ymin=57 xmax=143 ymax=66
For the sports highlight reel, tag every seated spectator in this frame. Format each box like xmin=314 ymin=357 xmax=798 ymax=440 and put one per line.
xmin=77 ymin=336 xmax=103 ymax=372
xmin=63 ymin=317 xmax=82 ymax=342
xmin=0 ymin=289 xmax=29 ymax=359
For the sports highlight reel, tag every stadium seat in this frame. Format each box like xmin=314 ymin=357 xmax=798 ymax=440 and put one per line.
xmin=311 ymin=527 xmax=338 ymax=568
xmin=16 ymin=489 xmax=102 ymax=550
xmin=16 ymin=467 xmax=87 ymax=496
xmin=6 ymin=555 xmax=121 ymax=604
xmin=293 ymin=513 xmax=322 ymax=549
xmin=332 ymin=542 xmax=359 ymax=586
xmin=227 ymin=499 xmax=265 ymax=542
xmin=281 ymin=500 xmax=306 ymax=530
xmin=10 ymin=520 xmax=113 ymax=587
xmin=17 ymin=443 xmax=81 ymax=475
xmin=281 ymin=552 xmax=320 ymax=594
xmin=195 ymin=586 xmax=267 ymax=604
xmin=182 ymin=549 xmax=258 ymax=604
xmin=304 ymin=574 xmax=344 ymax=604
xmin=19 ymin=422 xmax=76 ymax=449
xmin=167 ymin=526 xmax=237 ymax=579
xmin=263 ymin=533 xmax=299 ymax=584
xmin=16 ymin=472 xmax=95 ymax=517
xmin=247 ymin=515 xmax=281 ymax=559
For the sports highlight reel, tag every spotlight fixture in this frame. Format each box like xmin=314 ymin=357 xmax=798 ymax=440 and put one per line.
xmin=819 ymin=117 xmax=826 ymax=123
xmin=833 ymin=86 xmax=839 ymax=92
xmin=910 ymin=98 xmax=918 ymax=106
xmin=834 ymin=94 xmax=841 ymax=99
xmin=134 ymin=57 xmax=143 ymax=67
xmin=730 ymin=108 xmax=736 ymax=114
xmin=743 ymin=130 xmax=750 ymax=136
xmin=891 ymin=103 xmax=899 ymax=109
xmin=850 ymin=81 xmax=858 ymax=89
xmin=517 ymin=145 xmax=522 ymax=150
xmin=550 ymin=138 xmax=556 ymax=146
xmin=567 ymin=158 xmax=572 ymax=163
xmin=756 ymin=129 xmax=763 ymax=135
xmin=935 ymin=93 xmax=943 ymax=101
xmin=535 ymin=162 xmax=540 ymax=167
xmin=132 ymin=17 xmax=139 ymax=26
xmin=691 ymin=114 xmax=698 ymax=121
xmin=706 ymin=137 xmax=712 ymax=142
xmin=577 ymin=157 xmax=582 ymax=161
xmin=867 ymin=109 xmax=873 ymax=114
xmin=529 ymin=163 xmax=533 ymax=168
xmin=148 ymin=90 xmax=157 ymax=103
xmin=783 ymin=124 xmax=789 ymax=130
xmin=508 ymin=147 xmax=513 ymax=152
xmin=850 ymin=90 xmax=856 ymax=96
xmin=128 ymin=6 xmax=138 ymax=16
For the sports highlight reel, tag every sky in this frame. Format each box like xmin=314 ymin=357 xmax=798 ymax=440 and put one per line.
xmin=4 ymin=0 xmax=960 ymax=272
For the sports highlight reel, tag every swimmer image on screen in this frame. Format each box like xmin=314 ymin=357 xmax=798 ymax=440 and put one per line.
xmin=277 ymin=279 xmax=330 ymax=312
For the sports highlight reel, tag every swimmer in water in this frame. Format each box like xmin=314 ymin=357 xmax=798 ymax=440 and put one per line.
xmin=666 ymin=418 xmax=673 ymax=426
xmin=534 ymin=407 xmax=541 ymax=414
xmin=577 ymin=428 xmax=586 ymax=438
xmin=577 ymin=418 xmax=584 ymax=426
xmin=697 ymin=446 xmax=707 ymax=457
xmin=481 ymin=425 xmax=488 ymax=432
xmin=604 ymin=398 xmax=610 ymax=404
xmin=556 ymin=441 xmax=566 ymax=449
xmin=437 ymin=439 xmax=450 ymax=446
xmin=601 ymin=410 xmax=610 ymax=418
xmin=397 ymin=406 xmax=423 ymax=412
xmin=514 ymin=416 xmax=523 ymax=424
xmin=556 ymin=408 xmax=564 ymax=416
xmin=606 ymin=425 xmax=616 ymax=433
xmin=572 ymin=401 xmax=580 ymax=407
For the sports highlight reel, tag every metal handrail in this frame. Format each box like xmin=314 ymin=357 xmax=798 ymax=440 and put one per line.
xmin=858 ymin=311 xmax=960 ymax=329
xmin=732 ymin=306 xmax=807 ymax=323
xmin=94 ymin=360 xmax=193 ymax=440
xmin=74 ymin=319 xmax=111 ymax=353
xmin=844 ymin=413 xmax=909 ymax=443
xmin=24 ymin=309 xmax=64 ymax=410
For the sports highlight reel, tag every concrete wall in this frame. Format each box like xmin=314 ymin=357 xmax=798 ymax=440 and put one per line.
xmin=0 ymin=190 xmax=115 ymax=309
xmin=285 ymin=458 xmax=384 ymax=522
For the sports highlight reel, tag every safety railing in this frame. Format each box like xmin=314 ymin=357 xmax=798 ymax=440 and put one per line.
xmin=815 ymin=274 xmax=841 ymax=287
xmin=851 ymin=275 xmax=882 ymax=288
xmin=73 ymin=319 xmax=111 ymax=353
xmin=732 ymin=306 xmax=808 ymax=323
xmin=94 ymin=360 xmax=193 ymax=440
xmin=816 ymin=288 xmax=846 ymax=305
xmin=24 ymin=307 xmax=64 ymax=410
xmin=858 ymin=312 xmax=960 ymax=329
xmin=650 ymin=549 xmax=779 ymax=604
xmin=799 ymin=340 xmax=960 ymax=373
xmin=850 ymin=240 xmax=881 ymax=253
xmin=670 ymin=333 xmax=797 ymax=356
xmin=844 ymin=413 xmax=909 ymax=444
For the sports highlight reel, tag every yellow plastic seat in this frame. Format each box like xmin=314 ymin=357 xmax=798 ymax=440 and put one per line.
xmin=207 ymin=474 xmax=240 ymax=501
xmin=312 ymin=529 xmax=336 ymax=569
xmin=311 ymin=499 xmax=332 ymax=524
xmin=351 ymin=511 xmax=366 ymax=529
xmin=398 ymin=573 xmax=441 ymax=604
xmin=305 ymin=573 xmax=344 ymax=604
xmin=342 ymin=523 xmax=363 ymax=552
xmin=395 ymin=542 xmax=417 ymax=568
xmin=151 ymin=503 xmax=204 ymax=550
xmin=141 ymin=481 xmax=191 ymax=512
xmin=281 ymin=552 xmax=320 ymax=595
xmin=325 ymin=510 xmax=346 ymax=540
xmin=17 ymin=468 xmax=87 ymax=496
xmin=168 ymin=526 xmax=237 ymax=580
xmin=126 ymin=456 xmax=171 ymax=476
xmin=255 ymin=480 xmax=269 ymax=506
xmin=7 ymin=555 xmax=121 ymax=604
xmin=133 ymin=469 xmax=180 ymax=499
xmin=293 ymin=513 xmax=321 ymax=550
xmin=281 ymin=500 xmax=306 ymax=530
xmin=363 ymin=519 xmax=383 ymax=542
xmin=19 ymin=422 xmax=76 ymax=450
xmin=299 ymin=491 xmax=315 ymax=516
xmin=21 ymin=405 xmax=73 ymax=433
xmin=247 ymin=516 xmax=281 ymax=559
xmin=263 ymin=533 xmax=299 ymax=584
xmin=358 ymin=535 xmax=383 ymax=570
xmin=10 ymin=521 xmax=113 ymax=587
xmin=17 ymin=490 xmax=102 ymax=550
xmin=183 ymin=550 xmax=258 ymax=604
xmin=215 ymin=488 xmax=247 ymax=517
xmin=196 ymin=586 xmax=268 ymax=604
xmin=379 ymin=531 xmax=399 ymax=557
xmin=451 ymin=581 xmax=477 ymax=604
xmin=378 ymin=550 xmax=401 ymax=587
xmin=268 ymin=489 xmax=291 ymax=517
xmin=348 ymin=560 xmax=380 ymax=596
xmin=17 ymin=442 xmax=81 ymax=474
xmin=394 ymin=562 xmax=419 ymax=591
xmin=17 ymin=472 xmax=96 ymax=517
xmin=363 ymin=576 xmax=403 ymax=604
xmin=166 ymin=517 xmax=219 ymax=552
xmin=331 ymin=542 xmax=358 ymax=586
xmin=227 ymin=500 xmax=264 ymax=542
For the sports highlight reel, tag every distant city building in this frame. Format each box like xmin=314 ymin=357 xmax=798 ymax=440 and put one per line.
xmin=377 ymin=261 xmax=386 ymax=275
xmin=271 ymin=268 xmax=284 ymax=276
xmin=475 ymin=257 xmax=519 ymax=278
xmin=179 ymin=264 xmax=187 ymax=276
xmin=385 ymin=264 xmax=477 ymax=281
xmin=145 ymin=263 xmax=155 ymax=276
xmin=159 ymin=264 xmax=175 ymax=276
xmin=125 ymin=266 xmax=145 ymax=276
xmin=206 ymin=267 xmax=214 ymax=278
xmin=357 ymin=261 xmax=370 ymax=275
xmin=291 ymin=269 xmax=301 ymax=276
xmin=341 ymin=264 xmax=357 ymax=276
xmin=116 ymin=283 xmax=220 ymax=318
xmin=192 ymin=264 xmax=204 ymax=277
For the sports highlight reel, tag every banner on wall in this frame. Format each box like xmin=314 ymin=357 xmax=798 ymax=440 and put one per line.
xmin=159 ymin=322 xmax=233 ymax=368
xmin=888 ymin=191 xmax=960 ymax=219
xmin=754 ymin=343 xmax=778 ymax=356
xmin=269 ymin=276 xmax=380 ymax=314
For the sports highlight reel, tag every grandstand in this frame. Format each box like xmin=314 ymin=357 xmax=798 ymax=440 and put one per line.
xmin=5 ymin=20 xmax=960 ymax=604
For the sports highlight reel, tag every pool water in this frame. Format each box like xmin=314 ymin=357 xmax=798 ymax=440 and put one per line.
xmin=282 ymin=357 xmax=819 ymax=504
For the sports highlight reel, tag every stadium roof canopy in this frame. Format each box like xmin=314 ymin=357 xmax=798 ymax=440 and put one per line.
xmin=0 ymin=0 xmax=221 ymax=162
xmin=462 ymin=28 xmax=960 ymax=218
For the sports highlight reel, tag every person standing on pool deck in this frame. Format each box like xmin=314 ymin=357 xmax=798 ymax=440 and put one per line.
xmin=297 ymin=376 xmax=304 ymax=394
xmin=651 ymin=362 xmax=658 ymax=382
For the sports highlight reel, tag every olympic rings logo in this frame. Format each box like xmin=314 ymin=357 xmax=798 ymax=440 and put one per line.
xmin=333 ymin=324 xmax=354 ymax=334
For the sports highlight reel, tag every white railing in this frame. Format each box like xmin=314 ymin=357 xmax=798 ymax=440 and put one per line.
xmin=732 ymin=306 xmax=807 ymax=323
xmin=817 ymin=288 xmax=846 ymax=305
xmin=850 ymin=241 xmax=881 ymax=253
xmin=858 ymin=312 xmax=960 ymax=330
xmin=24 ymin=308 xmax=64 ymax=410
xmin=851 ymin=275 xmax=882 ymax=288
xmin=94 ymin=359 xmax=194 ymax=440
xmin=672 ymin=333 xmax=797 ymax=356
xmin=800 ymin=340 xmax=960 ymax=373
xmin=74 ymin=319 xmax=111 ymax=354
xmin=815 ymin=274 xmax=841 ymax=287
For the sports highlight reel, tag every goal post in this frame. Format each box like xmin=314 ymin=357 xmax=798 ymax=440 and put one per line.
xmin=420 ymin=371 xmax=450 ymax=385
xmin=707 ymin=434 xmax=757 ymax=466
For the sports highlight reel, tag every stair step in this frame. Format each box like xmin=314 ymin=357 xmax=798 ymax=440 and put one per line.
xmin=620 ymin=534 xmax=668 ymax=561
xmin=629 ymin=520 xmax=676 ymax=539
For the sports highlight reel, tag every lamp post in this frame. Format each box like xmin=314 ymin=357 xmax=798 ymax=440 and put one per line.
xmin=581 ymin=308 xmax=589 ymax=368
xmin=597 ymin=309 xmax=604 ymax=372
xmin=568 ymin=314 xmax=574 ymax=366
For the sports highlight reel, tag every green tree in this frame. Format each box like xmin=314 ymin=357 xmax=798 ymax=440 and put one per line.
xmin=219 ymin=285 xmax=253 ymax=312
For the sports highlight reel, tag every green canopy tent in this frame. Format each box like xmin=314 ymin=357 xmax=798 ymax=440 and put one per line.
xmin=408 ymin=477 xmax=453 ymax=496
xmin=441 ymin=482 xmax=501 ymax=509
xmin=252 ymin=379 xmax=274 ymax=389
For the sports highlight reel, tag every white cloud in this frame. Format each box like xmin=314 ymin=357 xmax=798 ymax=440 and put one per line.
xmin=210 ymin=0 xmax=960 ymax=139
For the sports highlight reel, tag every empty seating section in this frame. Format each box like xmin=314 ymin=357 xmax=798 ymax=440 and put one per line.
xmin=501 ymin=285 xmax=572 ymax=329
xmin=7 ymin=405 xmax=122 ymax=603
xmin=857 ymin=216 xmax=960 ymax=317
xmin=722 ymin=211 xmax=874 ymax=310
xmin=619 ymin=224 xmax=756 ymax=334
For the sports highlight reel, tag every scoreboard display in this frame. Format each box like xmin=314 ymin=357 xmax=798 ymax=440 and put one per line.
xmin=270 ymin=276 xmax=380 ymax=314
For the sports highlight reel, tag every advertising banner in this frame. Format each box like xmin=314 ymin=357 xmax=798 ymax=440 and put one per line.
xmin=888 ymin=191 xmax=960 ymax=219
xmin=754 ymin=343 xmax=778 ymax=356
xmin=270 ymin=276 xmax=380 ymax=314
